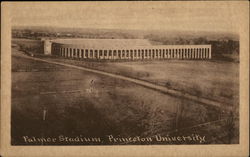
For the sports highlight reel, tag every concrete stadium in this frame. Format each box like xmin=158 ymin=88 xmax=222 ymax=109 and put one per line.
xmin=44 ymin=39 xmax=212 ymax=60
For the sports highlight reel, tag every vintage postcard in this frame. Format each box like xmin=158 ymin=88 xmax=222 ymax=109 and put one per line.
xmin=1 ymin=1 xmax=249 ymax=157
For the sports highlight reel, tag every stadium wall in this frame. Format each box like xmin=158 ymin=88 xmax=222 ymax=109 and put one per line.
xmin=47 ymin=40 xmax=212 ymax=60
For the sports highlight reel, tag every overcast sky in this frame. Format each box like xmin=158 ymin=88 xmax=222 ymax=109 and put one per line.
xmin=10 ymin=2 xmax=242 ymax=33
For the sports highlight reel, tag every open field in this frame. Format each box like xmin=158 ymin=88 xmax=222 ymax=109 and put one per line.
xmin=11 ymin=49 xmax=238 ymax=145
xmin=40 ymin=57 xmax=239 ymax=108
xmin=114 ymin=60 xmax=239 ymax=106
xmin=12 ymin=38 xmax=43 ymax=54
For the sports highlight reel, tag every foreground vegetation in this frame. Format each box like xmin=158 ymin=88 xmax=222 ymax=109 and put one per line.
xmin=38 ymin=57 xmax=238 ymax=109
xmin=11 ymin=50 xmax=239 ymax=145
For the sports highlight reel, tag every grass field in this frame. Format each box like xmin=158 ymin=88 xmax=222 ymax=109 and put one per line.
xmin=12 ymin=38 xmax=43 ymax=54
xmin=12 ymin=49 xmax=238 ymax=145
xmin=42 ymin=57 xmax=239 ymax=109
xmin=114 ymin=60 xmax=239 ymax=106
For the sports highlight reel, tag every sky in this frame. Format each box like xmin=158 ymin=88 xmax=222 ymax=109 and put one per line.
xmin=9 ymin=2 xmax=243 ymax=33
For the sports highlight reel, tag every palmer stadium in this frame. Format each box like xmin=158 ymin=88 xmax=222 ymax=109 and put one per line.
xmin=44 ymin=39 xmax=211 ymax=60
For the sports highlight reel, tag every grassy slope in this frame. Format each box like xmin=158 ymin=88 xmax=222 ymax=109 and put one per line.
xmin=41 ymin=57 xmax=239 ymax=109
xmin=11 ymin=45 xmax=239 ymax=144
xmin=12 ymin=53 xmax=225 ymax=145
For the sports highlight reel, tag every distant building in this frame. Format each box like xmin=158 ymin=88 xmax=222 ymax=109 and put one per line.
xmin=45 ymin=39 xmax=212 ymax=60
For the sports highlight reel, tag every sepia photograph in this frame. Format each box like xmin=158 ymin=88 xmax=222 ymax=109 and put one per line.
xmin=1 ymin=1 xmax=249 ymax=157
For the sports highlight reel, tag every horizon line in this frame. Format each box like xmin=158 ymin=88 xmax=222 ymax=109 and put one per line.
xmin=11 ymin=25 xmax=239 ymax=35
